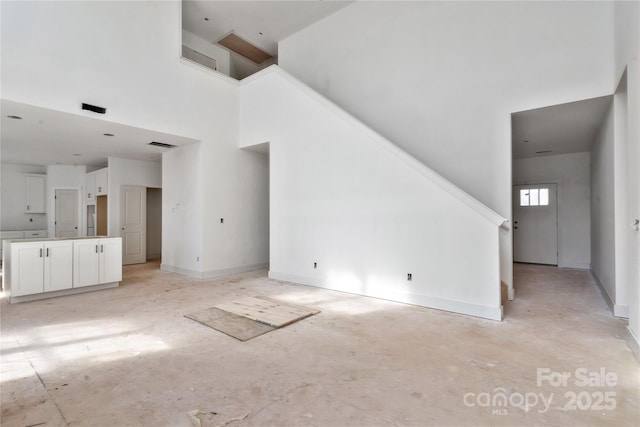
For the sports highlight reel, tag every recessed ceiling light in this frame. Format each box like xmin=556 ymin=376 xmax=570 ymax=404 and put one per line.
xmin=204 ymin=17 xmax=209 ymax=21
xmin=259 ymin=32 xmax=264 ymax=35
xmin=7 ymin=115 xmax=22 ymax=120
xmin=103 ymin=133 xmax=114 ymax=136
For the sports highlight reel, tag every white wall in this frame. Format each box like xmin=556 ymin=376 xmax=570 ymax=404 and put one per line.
xmin=1 ymin=1 xmax=269 ymax=277
xmin=182 ymin=29 xmax=230 ymax=76
xmin=46 ymin=164 xmax=86 ymax=237
xmin=591 ymin=104 xmax=617 ymax=310
xmin=513 ymin=152 xmax=591 ymax=269
xmin=241 ymin=68 xmax=505 ymax=320
xmin=0 ymin=163 xmax=47 ymax=231
xmin=613 ymin=1 xmax=640 ymax=356
xmin=107 ymin=157 xmax=161 ymax=237
xmin=146 ymin=188 xmax=162 ymax=260
xmin=162 ymin=143 xmax=203 ymax=274
xmin=279 ymin=1 xmax=615 ymax=291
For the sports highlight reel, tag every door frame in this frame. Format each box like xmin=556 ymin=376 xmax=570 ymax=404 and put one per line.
xmin=120 ymin=185 xmax=147 ymax=265
xmin=51 ymin=187 xmax=83 ymax=238
xmin=512 ymin=181 xmax=560 ymax=266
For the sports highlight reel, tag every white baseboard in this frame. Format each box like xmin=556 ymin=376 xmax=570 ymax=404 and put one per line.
xmin=202 ymin=263 xmax=268 ymax=279
xmin=269 ymin=271 xmax=503 ymax=321
xmin=560 ymin=262 xmax=591 ymax=270
xmin=626 ymin=327 xmax=640 ymax=362
xmin=614 ymin=304 xmax=629 ymax=318
xmin=161 ymin=263 xmax=268 ymax=279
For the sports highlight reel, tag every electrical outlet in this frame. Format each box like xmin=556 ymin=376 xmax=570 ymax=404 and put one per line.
xmin=220 ymin=218 xmax=224 ymax=224
xmin=407 ymin=273 xmax=412 ymax=281
xmin=314 ymin=262 xmax=317 ymax=269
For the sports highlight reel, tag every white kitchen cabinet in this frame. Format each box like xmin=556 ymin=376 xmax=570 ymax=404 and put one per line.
xmin=8 ymin=240 xmax=73 ymax=297
xmin=25 ymin=174 xmax=46 ymax=213
xmin=9 ymin=242 xmax=44 ymax=296
xmin=86 ymin=173 xmax=96 ymax=202
xmin=73 ymin=238 xmax=122 ymax=288
xmin=4 ymin=237 xmax=121 ymax=302
xmin=86 ymin=168 xmax=108 ymax=201
xmin=95 ymin=168 xmax=108 ymax=195
xmin=44 ymin=241 xmax=74 ymax=292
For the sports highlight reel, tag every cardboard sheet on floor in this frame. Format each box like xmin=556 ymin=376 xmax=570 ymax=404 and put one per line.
xmin=185 ymin=296 xmax=319 ymax=341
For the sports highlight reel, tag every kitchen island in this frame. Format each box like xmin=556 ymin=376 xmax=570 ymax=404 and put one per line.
xmin=2 ymin=237 xmax=122 ymax=303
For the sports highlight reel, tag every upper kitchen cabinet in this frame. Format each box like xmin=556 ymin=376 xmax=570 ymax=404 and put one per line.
xmin=85 ymin=168 xmax=108 ymax=202
xmin=25 ymin=174 xmax=46 ymax=213
xmin=95 ymin=168 xmax=108 ymax=196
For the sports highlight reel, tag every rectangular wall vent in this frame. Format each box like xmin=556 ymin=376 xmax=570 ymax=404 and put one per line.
xmin=82 ymin=103 xmax=106 ymax=114
xmin=148 ymin=141 xmax=176 ymax=149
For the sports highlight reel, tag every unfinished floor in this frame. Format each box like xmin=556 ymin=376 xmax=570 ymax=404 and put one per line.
xmin=1 ymin=262 xmax=638 ymax=426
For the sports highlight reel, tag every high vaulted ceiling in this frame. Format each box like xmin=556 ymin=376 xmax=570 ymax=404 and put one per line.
xmin=512 ymin=95 xmax=613 ymax=159
xmin=182 ymin=0 xmax=351 ymax=56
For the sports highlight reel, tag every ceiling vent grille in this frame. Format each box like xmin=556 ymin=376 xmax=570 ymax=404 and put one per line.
xmin=149 ymin=141 xmax=176 ymax=149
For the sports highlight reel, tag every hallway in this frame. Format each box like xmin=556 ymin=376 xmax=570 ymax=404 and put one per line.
xmin=1 ymin=262 xmax=638 ymax=426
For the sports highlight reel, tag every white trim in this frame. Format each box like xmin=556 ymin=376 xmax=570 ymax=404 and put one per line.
xmin=202 ymin=263 xmax=268 ymax=279
xmin=614 ymin=304 xmax=629 ymax=318
xmin=240 ymin=65 xmax=507 ymax=227
xmin=161 ymin=263 xmax=268 ymax=279
xmin=269 ymin=271 xmax=503 ymax=321
xmin=8 ymin=282 xmax=119 ymax=304
xmin=160 ymin=263 xmax=202 ymax=279
xmin=590 ymin=270 xmax=628 ymax=318
xmin=626 ymin=327 xmax=640 ymax=362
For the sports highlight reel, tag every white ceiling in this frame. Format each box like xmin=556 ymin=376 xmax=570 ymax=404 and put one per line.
xmin=182 ymin=0 xmax=352 ymax=56
xmin=512 ymin=95 xmax=613 ymax=159
xmin=0 ymin=100 xmax=199 ymax=169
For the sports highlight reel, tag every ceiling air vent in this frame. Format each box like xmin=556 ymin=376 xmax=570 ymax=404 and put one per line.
xmin=149 ymin=141 xmax=176 ymax=149
xmin=82 ymin=103 xmax=106 ymax=114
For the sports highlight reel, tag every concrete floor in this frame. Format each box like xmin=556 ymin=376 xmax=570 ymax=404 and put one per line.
xmin=1 ymin=262 xmax=638 ymax=426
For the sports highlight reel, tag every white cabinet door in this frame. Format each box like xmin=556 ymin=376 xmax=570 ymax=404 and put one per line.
xmin=11 ymin=242 xmax=44 ymax=296
xmin=100 ymin=238 xmax=122 ymax=283
xmin=25 ymin=174 xmax=46 ymax=213
xmin=73 ymin=239 xmax=101 ymax=288
xmin=86 ymin=173 xmax=96 ymax=202
xmin=44 ymin=241 xmax=73 ymax=292
xmin=95 ymin=169 xmax=108 ymax=195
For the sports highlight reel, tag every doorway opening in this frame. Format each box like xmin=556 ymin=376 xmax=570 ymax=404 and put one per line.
xmin=512 ymin=183 xmax=558 ymax=266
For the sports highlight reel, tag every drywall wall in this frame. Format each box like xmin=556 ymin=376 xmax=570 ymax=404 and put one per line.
xmin=1 ymin=1 xmax=269 ymax=277
xmin=241 ymin=68 xmax=504 ymax=320
xmin=45 ymin=164 xmax=86 ymax=237
xmin=146 ymin=187 xmax=162 ymax=260
xmin=107 ymin=157 xmax=161 ymax=237
xmin=613 ymin=1 xmax=640 ymax=356
xmin=162 ymin=143 xmax=203 ymax=274
xmin=513 ymin=152 xmax=591 ymax=269
xmin=182 ymin=30 xmax=230 ymax=75
xmin=591 ymin=104 xmax=616 ymax=306
xmin=279 ymin=1 xmax=615 ymax=291
xmin=0 ymin=163 xmax=47 ymax=231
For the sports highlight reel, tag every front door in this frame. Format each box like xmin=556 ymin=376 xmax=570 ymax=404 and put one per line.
xmin=55 ymin=189 xmax=79 ymax=238
xmin=121 ymin=185 xmax=146 ymax=265
xmin=513 ymin=184 xmax=558 ymax=265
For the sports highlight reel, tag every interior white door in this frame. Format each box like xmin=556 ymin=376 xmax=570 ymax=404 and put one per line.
xmin=121 ymin=185 xmax=146 ymax=265
xmin=55 ymin=189 xmax=79 ymax=238
xmin=513 ymin=184 xmax=558 ymax=265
